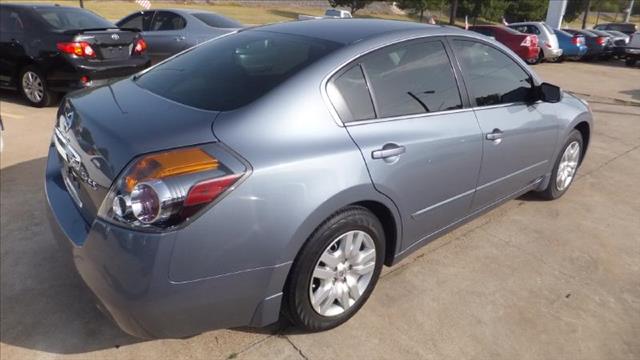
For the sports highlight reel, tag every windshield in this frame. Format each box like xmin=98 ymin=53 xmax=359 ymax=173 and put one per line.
xmin=34 ymin=7 xmax=114 ymax=30
xmin=135 ymin=31 xmax=342 ymax=111
xmin=192 ymin=13 xmax=241 ymax=28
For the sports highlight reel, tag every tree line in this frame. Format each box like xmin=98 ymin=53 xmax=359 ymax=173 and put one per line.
xmin=330 ymin=0 xmax=638 ymax=26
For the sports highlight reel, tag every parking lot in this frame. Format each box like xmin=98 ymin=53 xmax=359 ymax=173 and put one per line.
xmin=1 ymin=60 xmax=639 ymax=359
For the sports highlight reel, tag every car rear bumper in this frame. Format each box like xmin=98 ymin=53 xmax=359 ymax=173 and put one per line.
xmin=561 ymin=45 xmax=588 ymax=58
xmin=541 ymin=46 xmax=563 ymax=59
xmin=46 ymin=57 xmax=151 ymax=93
xmin=44 ymin=145 xmax=289 ymax=338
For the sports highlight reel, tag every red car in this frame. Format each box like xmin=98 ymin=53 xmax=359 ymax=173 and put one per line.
xmin=469 ymin=25 xmax=540 ymax=64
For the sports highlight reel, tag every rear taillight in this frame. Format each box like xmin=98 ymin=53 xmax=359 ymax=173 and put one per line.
xmin=596 ymin=37 xmax=607 ymax=45
xmin=520 ymin=35 xmax=536 ymax=47
xmin=133 ymin=38 xmax=147 ymax=55
xmin=98 ymin=146 xmax=246 ymax=230
xmin=57 ymin=42 xmax=96 ymax=58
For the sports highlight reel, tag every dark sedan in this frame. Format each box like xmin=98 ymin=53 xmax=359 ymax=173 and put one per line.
xmin=0 ymin=3 xmax=150 ymax=107
xmin=116 ymin=9 xmax=242 ymax=63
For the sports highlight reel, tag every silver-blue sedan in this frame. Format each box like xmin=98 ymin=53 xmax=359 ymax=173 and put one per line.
xmin=46 ymin=19 xmax=593 ymax=338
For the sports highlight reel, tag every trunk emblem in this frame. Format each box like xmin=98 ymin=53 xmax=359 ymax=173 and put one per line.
xmin=111 ymin=33 xmax=120 ymax=41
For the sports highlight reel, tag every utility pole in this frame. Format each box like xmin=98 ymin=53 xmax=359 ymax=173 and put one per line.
xmin=625 ymin=0 xmax=635 ymax=22
xmin=79 ymin=0 xmax=84 ymax=8
xmin=581 ymin=0 xmax=591 ymax=29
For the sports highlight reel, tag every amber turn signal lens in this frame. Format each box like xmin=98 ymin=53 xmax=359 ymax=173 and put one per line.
xmin=124 ymin=148 xmax=219 ymax=191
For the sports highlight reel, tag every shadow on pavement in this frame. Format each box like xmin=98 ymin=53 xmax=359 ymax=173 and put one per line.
xmin=0 ymin=157 xmax=141 ymax=354
xmin=0 ymin=89 xmax=61 ymax=108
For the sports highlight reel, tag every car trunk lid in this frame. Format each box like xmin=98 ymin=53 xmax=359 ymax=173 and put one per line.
xmin=65 ymin=28 xmax=140 ymax=60
xmin=55 ymin=79 xmax=220 ymax=224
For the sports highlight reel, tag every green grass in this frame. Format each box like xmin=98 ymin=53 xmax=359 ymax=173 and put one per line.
xmin=2 ymin=0 xmax=635 ymax=28
xmin=0 ymin=0 xmax=411 ymax=24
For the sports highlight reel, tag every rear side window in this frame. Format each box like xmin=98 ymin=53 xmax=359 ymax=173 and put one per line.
xmin=151 ymin=11 xmax=186 ymax=31
xmin=136 ymin=31 xmax=341 ymax=111
xmin=329 ymin=65 xmax=376 ymax=122
xmin=452 ymin=40 xmax=533 ymax=107
xmin=360 ymin=40 xmax=462 ymax=118
xmin=192 ymin=13 xmax=241 ymax=28
xmin=33 ymin=7 xmax=113 ymax=30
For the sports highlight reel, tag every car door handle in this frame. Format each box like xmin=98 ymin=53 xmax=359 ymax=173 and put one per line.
xmin=175 ymin=36 xmax=186 ymax=42
xmin=372 ymin=144 xmax=406 ymax=159
xmin=485 ymin=128 xmax=504 ymax=141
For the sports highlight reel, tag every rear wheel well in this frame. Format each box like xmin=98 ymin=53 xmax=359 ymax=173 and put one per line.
xmin=354 ymin=200 xmax=397 ymax=266
xmin=574 ymin=122 xmax=590 ymax=162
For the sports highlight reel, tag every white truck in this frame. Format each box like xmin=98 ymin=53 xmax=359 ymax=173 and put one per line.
xmin=298 ymin=9 xmax=352 ymax=21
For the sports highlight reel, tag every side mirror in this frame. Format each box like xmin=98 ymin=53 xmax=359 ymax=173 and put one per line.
xmin=538 ymin=82 xmax=562 ymax=103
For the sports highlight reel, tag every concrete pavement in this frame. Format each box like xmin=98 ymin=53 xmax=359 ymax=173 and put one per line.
xmin=1 ymin=60 xmax=639 ymax=360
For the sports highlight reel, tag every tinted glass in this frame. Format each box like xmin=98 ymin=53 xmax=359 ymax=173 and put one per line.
xmin=330 ymin=65 xmax=375 ymax=122
xmin=453 ymin=40 xmax=533 ymax=106
xmin=0 ymin=9 xmax=24 ymax=32
xmin=118 ymin=12 xmax=154 ymax=31
xmin=151 ymin=11 xmax=186 ymax=31
xmin=192 ymin=13 xmax=241 ymax=28
xmin=136 ymin=31 xmax=341 ymax=111
xmin=360 ymin=41 xmax=461 ymax=118
xmin=33 ymin=7 xmax=113 ymax=30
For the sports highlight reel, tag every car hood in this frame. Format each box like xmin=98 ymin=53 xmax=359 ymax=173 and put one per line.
xmin=58 ymin=78 xmax=218 ymax=223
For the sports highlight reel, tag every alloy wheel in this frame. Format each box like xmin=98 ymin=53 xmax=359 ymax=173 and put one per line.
xmin=309 ymin=230 xmax=376 ymax=317
xmin=22 ymin=71 xmax=45 ymax=104
xmin=556 ymin=141 xmax=580 ymax=191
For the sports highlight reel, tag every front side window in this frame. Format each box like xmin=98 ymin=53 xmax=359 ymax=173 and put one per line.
xmin=452 ymin=40 xmax=533 ymax=107
xmin=360 ymin=40 xmax=462 ymax=118
xmin=117 ymin=11 xmax=154 ymax=31
xmin=0 ymin=9 xmax=24 ymax=33
xmin=136 ymin=31 xmax=341 ymax=111
xmin=151 ymin=11 xmax=186 ymax=31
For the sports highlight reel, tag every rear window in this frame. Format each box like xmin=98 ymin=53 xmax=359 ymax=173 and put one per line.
xmin=192 ymin=13 xmax=241 ymax=28
xmin=33 ymin=7 xmax=114 ymax=30
xmin=135 ymin=31 xmax=341 ymax=111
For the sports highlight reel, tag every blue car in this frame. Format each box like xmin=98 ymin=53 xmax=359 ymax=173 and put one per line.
xmin=554 ymin=29 xmax=588 ymax=60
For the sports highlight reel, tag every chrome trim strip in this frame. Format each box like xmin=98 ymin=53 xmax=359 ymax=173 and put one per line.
xmin=62 ymin=170 xmax=83 ymax=208
xmin=471 ymin=100 xmax=542 ymax=111
xmin=345 ymin=107 xmax=473 ymax=127
xmin=411 ymin=188 xmax=475 ymax=219
xmin=476 ymin=160 xmax=548 ymax=191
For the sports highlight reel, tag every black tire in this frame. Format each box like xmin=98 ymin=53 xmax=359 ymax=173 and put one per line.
xmin=626 ymin=58 xmax=637 ymax=67
xmin=18 ymin=66 xmax=57 ymax=107
xmin=537 ymin=129 xmax=584 ymax=200
xmin=283 ymin=206 xmax=385 ymax=331
xmin=526 ymin=56 xmax=540 ymax=65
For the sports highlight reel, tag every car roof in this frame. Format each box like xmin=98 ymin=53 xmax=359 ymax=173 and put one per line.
xmin=247 ymin=19 xmax=464 ymax=45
